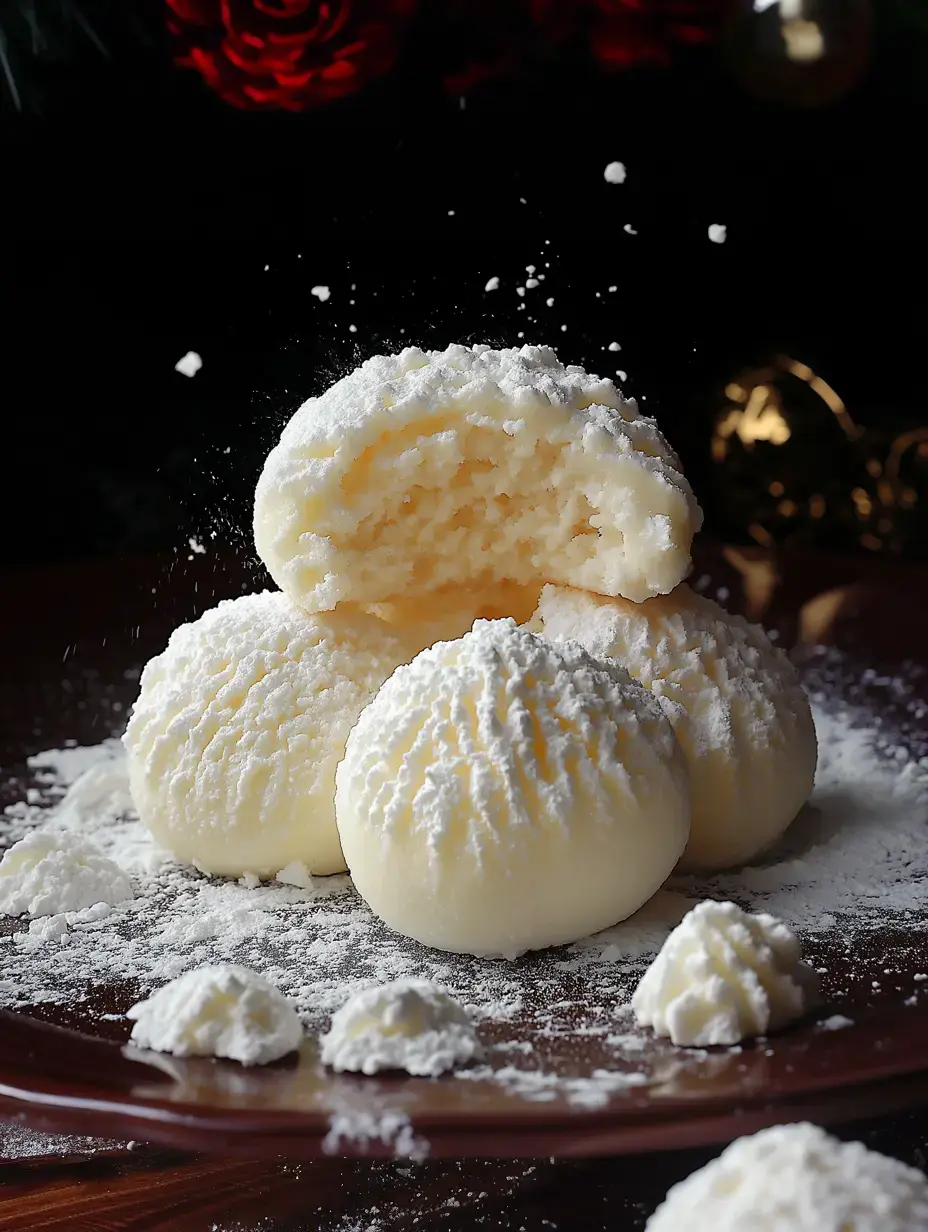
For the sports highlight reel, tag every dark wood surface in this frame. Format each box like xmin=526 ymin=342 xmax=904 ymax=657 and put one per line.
xmin=3 ymin=545 xmax=928 ymax=1224
xmin=4 ymin=1108 xmax=928 ymax=1232
xmin=2 ymin=1144 xmax=694 ymax=1231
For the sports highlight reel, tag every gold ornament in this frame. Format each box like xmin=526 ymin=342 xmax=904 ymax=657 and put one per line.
xmin=712 ymin=354 xmax=865 ymax=551
xmin=724 ymin=0 xmax=871 ymax=107
xmin=712 ymin=354 xmax=928 ymax=557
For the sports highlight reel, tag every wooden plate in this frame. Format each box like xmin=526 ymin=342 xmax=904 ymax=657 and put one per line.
xmin=1 ymin=545 xmax=927 ymax=1158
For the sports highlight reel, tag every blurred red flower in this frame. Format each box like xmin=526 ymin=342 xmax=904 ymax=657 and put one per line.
xmin=438 ymin=0 xmax=570 ymax=96
xmin=586 ymin=0 xmax=724 ymax=70
xmin=167 ymin=0 xmax=417 ymax=110
xmin=439 ymin=0 xmax=723 ymax=98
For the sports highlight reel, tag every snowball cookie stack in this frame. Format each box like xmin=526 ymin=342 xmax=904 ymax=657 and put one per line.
xmin=123 ymin=593 xmax=439 ymax=878
xmin=530 ymin=584 xmax=817 ymax=870
xmin=254 ymin=343 xmax=703 ymax=611
xmin=335 ymin=619 xmax=690 ymax=957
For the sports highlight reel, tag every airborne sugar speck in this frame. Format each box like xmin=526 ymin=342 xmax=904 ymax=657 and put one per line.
xmin=174 ymin=352 xmax=202 ymax=378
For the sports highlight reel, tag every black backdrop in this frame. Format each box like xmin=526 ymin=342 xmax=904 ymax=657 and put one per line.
xmin=3 ymin=13 xmax=927 ymax=569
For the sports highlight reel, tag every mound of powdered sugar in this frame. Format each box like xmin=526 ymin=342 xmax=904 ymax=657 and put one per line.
xmin=2 ymin=653 xmax=928 ymax=1108
xmin=645 ymin=1122 xmax=928 ymax=1231
xmin=0 ymin=830 xmax=133 ymax=918
xmin=320 ymin=979 xmax=481 ymax=1077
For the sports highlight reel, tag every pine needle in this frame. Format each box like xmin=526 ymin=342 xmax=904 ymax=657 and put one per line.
xmin=0 ymin=31 xmax=22 ymax=110
xmin=72 ymin=6 xmax=107 ymax=58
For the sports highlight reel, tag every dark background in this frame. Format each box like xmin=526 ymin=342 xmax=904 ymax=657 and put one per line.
xmin=3 ymin=1 xmax=927 ymax=571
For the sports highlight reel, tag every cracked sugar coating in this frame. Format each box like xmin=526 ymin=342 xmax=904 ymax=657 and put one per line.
xmin=530 ymin=584 xmax=817 ymax=871
xmin=320 ymin=978 xmax=481 ymax=1077
xmin=335 ymin=619 xmax=690 ymax=957
xmin=645 ymin=1123 xmax=928 ymax=1231
xmin=631 ymin=900 xmax=818 ymax=1047
xmin=0 ymin=830 xmax=133 ymax=918
xmin=127 ymin=965 xmax=303 ymax=1066
xmin=123 ymin=592 xmax=428 ymax=878
xmin=254 ymin=344 xmax=702 ymax=611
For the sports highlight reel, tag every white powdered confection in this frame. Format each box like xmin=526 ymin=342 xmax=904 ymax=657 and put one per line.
xmin=123 ymin=592 xmax=431 ymax=878
xmin=127 ymin=964 xmax=303 ymax=1066
xmin=632 ymin=900 xmax=818 ymax=1047
xmin=645 ymin=1123 xmax=928 ymax=1231
xmin=0 ymin=830 xmax=133 ymax=918
xmin=530 ymin=583 xmax=817 ymax=870
xmin=254 ymin=344 xmax=702 ymax=611
xmin=276 ymin=860 xmax=314 ymax=889
xmin=320 ymin=978 xmax=480 ymax=1077
xmin=335 ymin=619 xmax=690 ymax=957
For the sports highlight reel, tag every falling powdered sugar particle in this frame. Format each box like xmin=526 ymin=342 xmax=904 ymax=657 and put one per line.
xmin=603 ymin=162 xmax=626 ymax=185
xmin=174 ymin=352 xmax=202 ymax=378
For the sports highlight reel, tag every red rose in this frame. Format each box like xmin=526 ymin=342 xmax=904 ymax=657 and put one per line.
xmin=167 ymin=0 xmax=417 ymax=110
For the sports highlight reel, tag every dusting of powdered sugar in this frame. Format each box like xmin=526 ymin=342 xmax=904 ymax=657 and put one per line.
xmin=2 ymin=656 xmax=928 ymax=1109
xmin=0 ymin=1122 xmax=129 ymax=1161
xmin=455 ymin=1063 xmax=652 ymax=1108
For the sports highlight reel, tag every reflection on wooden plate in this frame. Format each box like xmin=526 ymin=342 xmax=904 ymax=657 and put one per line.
xmin=3 ymin=990 xmax=928 ymax=1158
